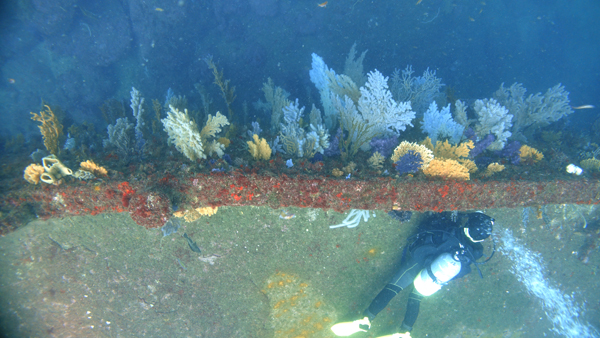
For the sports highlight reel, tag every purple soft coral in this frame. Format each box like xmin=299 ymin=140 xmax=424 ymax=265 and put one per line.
xmin=370 ymin=135 xmax=398 ymax=158
xmin=470 ymin=134 xmax=495 ymax=158
xmin=498 ymin=141 xmax=521 ymax=165
xmin=395 ymin=150 xmax=423 ymax=174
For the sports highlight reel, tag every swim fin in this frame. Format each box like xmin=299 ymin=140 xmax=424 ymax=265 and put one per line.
xmin=330 ymin=316 xmax=371 ymax=336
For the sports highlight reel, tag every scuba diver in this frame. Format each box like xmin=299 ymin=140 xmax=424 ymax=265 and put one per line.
xmin=331 ymin=211 xmax=495 ymax=338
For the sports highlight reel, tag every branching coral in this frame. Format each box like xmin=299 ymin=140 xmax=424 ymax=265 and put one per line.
xmin=152 ymin=99 xmax=162 ymax=134
xmin=326 ymin=70 xmax=361 ymax=104
xmin=332 ymin=94 xmax=376 ymax=160
xmin=358 ymin=70 xmax=415 ymax=136
xmin=310 ymin=53 xmax=338 ymax=130
xmin=494 ymin=82 xmax=573 ymax=137
xmin=162 ymin=105 xmax=230 ymax=160
xmin=162 ymin=106 xmax=204 ymax=161
xmin=205 ymin=56 xmax=236 ymax=119
xmin=247 ymin=134 xmax=272 ymax=160
xmin=390 ymin=66 xmax=444 ymax=115
xmin=367 ymin=152 xmax=385 ymax=169
xmin=421 ymin=101 xmax=464 ymax=144
xmin=31 ymin=105 xmax=63 ymax=155
xmin=472 ymin=99 xmax=512 ymax=150
xmin=279 ymin=100 xmax=329 ymax=158
xmin=343 ymin=42 xmax=368 ymax=88
xmin=331 ymin=70 xmax=415 ymax=161
xmin=261 ymin=78 xmax=291 ymax=131
xmin=103 ymin=117 xmax=134 ymax=156
xmin=580 ymin=158 xmax=600 ymax=172
xmin=200 ymin=111 xmax=230 ymax=140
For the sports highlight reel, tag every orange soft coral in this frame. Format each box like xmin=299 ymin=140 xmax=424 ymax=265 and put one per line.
xmin=423 ymin=159 xmax=470 ymax=180
xmin=23 ymin=164 xmax=45 ymax=184
xmin=80 ymin=160 xmax=108 ymax=176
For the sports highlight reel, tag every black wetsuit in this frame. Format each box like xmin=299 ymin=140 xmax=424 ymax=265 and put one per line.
xmin=363 ymin=212 xmax=484 ymax=332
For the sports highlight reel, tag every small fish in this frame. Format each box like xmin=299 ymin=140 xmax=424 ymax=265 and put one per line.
xmin=415 ymin=0 xmax=423 ymax=4
xmin=183 ymin=233 xmax=202 ymax=253
xmin=572 ymin=105 xmax=595 ymax=110
xmin=8 ymin=78 xmax=15 ymax=84
xmin=155 ymin=7 xmax=164 ymax=12
xmin=318 ymin=1 xmax=328 ymax=7
xmin=279 ymin=210 xmax=296 ymax=219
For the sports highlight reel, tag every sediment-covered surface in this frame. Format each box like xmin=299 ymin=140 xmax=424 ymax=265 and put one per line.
xmin=0 ymin=205 xmax=598 ymax=337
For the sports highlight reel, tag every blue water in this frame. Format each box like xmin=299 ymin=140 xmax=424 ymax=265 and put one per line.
xmin=0 ymin=0 xmax=598 ymax=136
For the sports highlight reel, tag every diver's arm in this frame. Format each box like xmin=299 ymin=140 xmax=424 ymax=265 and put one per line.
xmin=471 ymin=242 xmax=484 ymax=260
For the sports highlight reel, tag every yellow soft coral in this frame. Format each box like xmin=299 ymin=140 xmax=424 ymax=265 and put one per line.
xmin=460 ymin=158 xmax=478 ymax=173
xmin=519 ymin=145 xmax=543 ymax=163
xmin=247 ymin=134 xmax=272 ymax=160
xmin=23 ymin=164 xmax=45 ymax=184
xmin=482 ymin=162 xmax=505 ymax=177
xmin=174 ymin=206 xmax=219 ymax=222
xmin=423 ymin=159 xmax=470 ymax=180
xmin=30 ymin=105 xmax=63 ymax=155
xmin=581 ymin=158 xmax=600 ymax=171
xmin=424 ymin=137 xmax=474 ymax=161
xmin=343 ymin=162 xmax=356 ymax=174
xmin=422 ymin=137 xmax=477 ymax=173
xmin=367 ymin=152 xmax=384 ymax=169
xmin=332 ymin=168 xmax=344 ymax=177
xmin=196 ymin=206 xmax=218 ymax=216
xmin=218 ymin=137 xmax=231 ymax=148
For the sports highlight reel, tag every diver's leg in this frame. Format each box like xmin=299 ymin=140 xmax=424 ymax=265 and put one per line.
xmin=363 ymin=283 xmax=402 ymax=320
xmin=363 ymin=258 xmax=422 ymax=320
xmin=400 ymin=288 xmax=424 ymax=332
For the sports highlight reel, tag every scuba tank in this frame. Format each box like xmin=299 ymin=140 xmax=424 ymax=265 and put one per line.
xmin=413 ymin=252 xmax=461 ymax=296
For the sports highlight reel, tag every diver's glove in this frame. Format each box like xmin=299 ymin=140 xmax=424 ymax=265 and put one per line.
xmin=330 ymin=316 xmax=371 ymax=336
xmin=375 ymin=332 xmax=412 ymax=338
